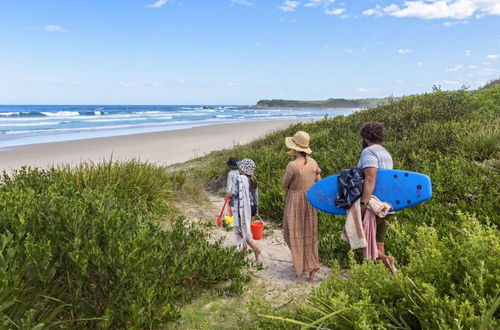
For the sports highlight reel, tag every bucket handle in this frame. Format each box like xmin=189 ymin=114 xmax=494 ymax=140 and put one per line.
xmin=254 ymin=214 xmax=264 ymax=223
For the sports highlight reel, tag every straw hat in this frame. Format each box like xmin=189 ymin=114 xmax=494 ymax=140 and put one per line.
xmin=285 ymin=131 xmax=312 ymax=154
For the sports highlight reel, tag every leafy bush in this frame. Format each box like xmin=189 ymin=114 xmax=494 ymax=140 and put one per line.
xmin=192 ymin=86 xmax=500 ymax=328
xmin=0 ymin=161 xmax=250 ymax=328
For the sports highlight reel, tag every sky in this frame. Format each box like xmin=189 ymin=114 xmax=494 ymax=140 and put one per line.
xmin=0 ymin=0 xmax=499 ymax=105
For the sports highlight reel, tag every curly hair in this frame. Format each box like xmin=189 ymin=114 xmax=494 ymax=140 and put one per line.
xmin=360 ymin=122 xmax=385 ymax=143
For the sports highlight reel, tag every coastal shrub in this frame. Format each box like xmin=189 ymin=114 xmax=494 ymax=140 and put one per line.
xmin=270 ymin=212 xmax=499 ymax=329
xmin=191 ymin=85 xmax=500 ymax=328
xmin=0 ymin=161 xmax=250 ymax=328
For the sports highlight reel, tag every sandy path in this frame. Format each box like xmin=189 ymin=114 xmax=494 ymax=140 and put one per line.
xmin=182 ymin=191 xmax=330 ymax=299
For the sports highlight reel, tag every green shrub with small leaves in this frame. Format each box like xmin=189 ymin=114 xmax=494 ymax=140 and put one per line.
xmin=0 ymin=161 xmax=250 ymax=329
xmin=192 ymin=85 xmax=500 ymax=328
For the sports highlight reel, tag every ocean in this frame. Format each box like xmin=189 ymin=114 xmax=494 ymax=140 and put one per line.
xmin=0 ymin=105 xmax=355 ymax=149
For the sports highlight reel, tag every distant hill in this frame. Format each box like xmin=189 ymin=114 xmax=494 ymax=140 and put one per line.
xmin=255 ymin=97 xmax=391 ymax=108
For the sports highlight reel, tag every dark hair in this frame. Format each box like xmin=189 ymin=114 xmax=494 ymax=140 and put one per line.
xmin=360 ymin=122 xmax=385 ymax=143
xmin=299 ymin=151 xmax=308 ymax=164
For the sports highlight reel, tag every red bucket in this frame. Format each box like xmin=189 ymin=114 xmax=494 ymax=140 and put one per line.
xmin=251 ymin=216 xmax=264 ymax=240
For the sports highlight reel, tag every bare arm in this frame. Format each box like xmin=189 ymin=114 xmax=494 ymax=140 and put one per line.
xmin=315 ymin=166 xmax=322 ymax=183
xmin=282 ymin=163 xmax=295 ymax=189
xmin=361 ymin=167 xmax=377 ymax=204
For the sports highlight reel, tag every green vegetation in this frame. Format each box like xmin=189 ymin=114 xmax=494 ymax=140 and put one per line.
xmin=192 ymin=85 xmax=500 ymax=328
xmin=255 ymin=97 xmax=390 ymax=108
xmin=1 ymin=84 xmax=498 ymax=329
xmin=0 ymin=162 xmax=250 ymax=328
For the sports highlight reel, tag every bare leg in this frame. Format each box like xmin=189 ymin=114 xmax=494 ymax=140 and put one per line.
xmin=377 ymin=242 xmax=386 ymax=256
xmin=308 ymin=268 xmax=320 ymax=282
xmin=246 ymin=239 xmax=261 ymax=262
xmin=377 ymin=242 xmax=396 ymax=274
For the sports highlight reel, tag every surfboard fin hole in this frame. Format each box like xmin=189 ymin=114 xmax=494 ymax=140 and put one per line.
xmin=407 ymin=200 xmax=411 ymax=204
xmin=393 ymin=174 xmax=398 ymax=179
xmin=396 ymin=200 xmax=400 ymax=205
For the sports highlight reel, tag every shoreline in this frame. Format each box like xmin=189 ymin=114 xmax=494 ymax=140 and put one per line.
xmin=0 ymin=119 xmax=311 ymax=172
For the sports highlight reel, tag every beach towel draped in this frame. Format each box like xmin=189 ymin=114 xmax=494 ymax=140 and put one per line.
xmin=232 ymin=175 xmax=252 ymax=249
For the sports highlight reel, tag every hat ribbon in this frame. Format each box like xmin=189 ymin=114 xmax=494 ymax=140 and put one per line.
xmin=292 ymin=137 xmax=308 ymax=148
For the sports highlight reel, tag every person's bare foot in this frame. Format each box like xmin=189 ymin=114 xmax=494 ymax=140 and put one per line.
xmin=254 ymin=248 xmax=261 ymax=262
xmin=385 ymin=256 xmax=397 ymax=275
xmin=308 ymin=268 xmax=320 ymax=282
xmin=379 ymin=255 xmax=397 ymax=275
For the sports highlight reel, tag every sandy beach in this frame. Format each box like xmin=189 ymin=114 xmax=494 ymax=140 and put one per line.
xmin=0 ymin=119 xmax=309 ymax=172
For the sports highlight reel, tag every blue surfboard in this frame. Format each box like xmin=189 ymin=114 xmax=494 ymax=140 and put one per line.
xmin=307 ymin=169 xmax=432 ymax=215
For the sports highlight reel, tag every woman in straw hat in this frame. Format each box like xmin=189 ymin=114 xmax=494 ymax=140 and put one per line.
xmin=282 ymin=131 xmax=322 ymax=281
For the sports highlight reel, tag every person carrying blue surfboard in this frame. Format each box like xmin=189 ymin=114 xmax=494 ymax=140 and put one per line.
xmin=358 ymin=122 xmax=397 ymax=273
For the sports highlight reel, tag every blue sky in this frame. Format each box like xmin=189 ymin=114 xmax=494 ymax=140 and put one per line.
xmin=0 ymin=0 xmax=499 ymax=104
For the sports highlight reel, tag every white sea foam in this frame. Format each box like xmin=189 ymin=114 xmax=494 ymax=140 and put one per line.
xmin=5 ymin=122 xmax=188 ymax=135
xmin=80 ymin=117 xmax=149 ymax=123
xmin=40 ymin=111 xmax=80 ymax=117
xmin=132 ymin=111 xmax=162 ymax=115
xmin=0 ymin=121 xmax=61 ymax=127
xmin=0 ymin=112 xmax=20 ymax=116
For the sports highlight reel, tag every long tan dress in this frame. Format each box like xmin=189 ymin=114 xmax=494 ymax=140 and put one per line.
xmin=282 ymin=157 xmax=321 ymax=274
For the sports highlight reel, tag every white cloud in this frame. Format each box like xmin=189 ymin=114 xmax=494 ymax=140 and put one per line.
xmin=44 ymin=25 xmax=69 ymax=33
xmin=231 ymin=0 xmax=254 ymax=6
xmin=398 ymin=49 xmax=411 ymax=54
xmin=280 ymin=1 xmax=301 ymax=12
xmin=145 ymin=0 xmax=170 ymax=8
xmin=303 ymin=0 xmax=345 ymax=15
xmin=443 ymin=80 xmax=461 ymax=85
xmin=305 ymin=0 xmax=323 ymax=7
xmin=487 ymin=54 xmax=499 ymax=59
xmin=396 ymin=79 xmax=404 ymax=83
xmin=443 ymin=20 xmax=468 ymax=27
xmin=363 ymin=8 xmax=383 ymax=16
xmin=343 ymin=48 xmax=354 ymax=54
xmin=363 ymin=0 xmax=500 ymax=20
xmin=465 ymin=49 xmax=472 ymax=56
xmin=324 ymin=8 xmax=345 ymax=15
xmin=358 ymin=88 xmax=369 ymax=92
xmin=417 ymin=62 xmax=423 ymax=66
xmin=305 ymin=0 xmax=335 ymax=7
xmin=445 ymin=64 xmax=464 ymax=72
xmin=468 ymin=65 xmax=479 ymax=69
xmin=363 ymin=4 xmax=399 ymax=17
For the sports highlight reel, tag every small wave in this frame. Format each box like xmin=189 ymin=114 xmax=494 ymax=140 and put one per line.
xmin=132 ymin=111 xmax=162 ymax=115
xmin=0 ymin=112 xmax=20 ymax=116
xmin=79 ymin=117 xmax=149 ymax=123
xmin=216 ymin=115 xmax=232 ymax=118
xmin=40 ymin=111 xmax=80 ymax=117
xmin=0 ymin=121 xmax=61 ymax=127
xmin=5 ymin=122 xmax=181 ymax=135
